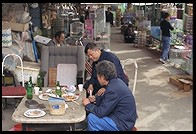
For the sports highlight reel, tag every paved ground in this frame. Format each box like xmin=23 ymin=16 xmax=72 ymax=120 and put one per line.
xmin=2 ymin=27 xmax=193 ymax=131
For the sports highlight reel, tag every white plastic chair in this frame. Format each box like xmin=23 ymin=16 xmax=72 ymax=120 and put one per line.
xmin=2 ymin=53 xmax=25 ymax=87
xmin=121 ymin=58 xmax=138 ymax=96
xmin=2 ymin=53 xmax=25 ymax=108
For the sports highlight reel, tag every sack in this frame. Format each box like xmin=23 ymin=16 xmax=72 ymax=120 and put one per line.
xmin=2 ymin=28 xmax=12 ymax=47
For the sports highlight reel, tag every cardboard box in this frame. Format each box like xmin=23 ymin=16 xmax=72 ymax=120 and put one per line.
xmin=2 ymin=21 xmax=29 ymax=32
xmin=169 ymin=75 xmax=182 ymax=86
xmin=49 ymin=68 xmax=57 ymax=87
xmin=178 ymin=78 xmax=192 ymax=92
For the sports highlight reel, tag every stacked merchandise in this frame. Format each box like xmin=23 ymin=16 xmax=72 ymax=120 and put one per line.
xmin=161 ymin=3 xmax=177 ymax=19
xmin=150 ymin=26 xmax=161 ymax=40
xmin=84 ymin=19 xmax=94 ymax=41
xmin=170 ymin=19 xmax=184 ymax=45
xmin=169 ymin=48 xmax=192 ymax=75
xmin=116 ymin=9 xmax=122 ymax=27
xmin=94 ymin=7 xmax=110 ymax=50
xmin=136 ymin=31 xmax=146 ymax=47
xmin=180 ymin=34 xmax=193 ymax=75
xmin=123 ymin=11 xmax=132 ymax=24
xmin=51 ymin=18 xmax=65 ymax=38
xmin=2 ymin=3 xmax=36 ymax=71
xmin=183 ymin=14 xmax=193 ymax=34
xmin=169 ymin=33 xmax=192 ymax=75
xmin=146 ymin=5 xmax=153 ymax=22
xmin=94 ymin=22 xmax=111 ymax=50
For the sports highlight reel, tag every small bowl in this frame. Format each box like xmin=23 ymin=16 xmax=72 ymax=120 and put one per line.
xmin=67 ymin=85 xmax=76 ymax=92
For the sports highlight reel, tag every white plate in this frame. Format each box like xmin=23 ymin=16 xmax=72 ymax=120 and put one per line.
xmin=24 ymin=109 xmax=46 ymax=118
xmin=62 ymin=93 xmax=79 ymax=102
xmin=48 ymin=93 xmax=59 ymax=98
xmin=38 ymin=93 xmax=50 ymax=101
xmin=66 ymin=85 xmax=76 ymax=92
xmin=45 ymin=88 xmax=52 ymax=93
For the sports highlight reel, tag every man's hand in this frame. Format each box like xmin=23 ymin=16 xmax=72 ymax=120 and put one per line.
xmin=96 ymin=88 xmax=106 ymax=96
xmin=89 ymin=95 xmax=96 ymax=103
xmin=87 ymin=84 xmax=94 ymax=94
xmin=82 ymin=98 xmax=90 ymax=106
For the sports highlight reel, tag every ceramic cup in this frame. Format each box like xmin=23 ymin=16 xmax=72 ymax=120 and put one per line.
xmin=78 ymin=84 xmax=83 ymax=92
xmin=34 ymin=87 xmax=40 ymax=95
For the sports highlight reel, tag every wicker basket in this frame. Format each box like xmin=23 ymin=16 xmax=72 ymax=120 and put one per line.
xmin=48 ymin=98 xmax=65 ymax=115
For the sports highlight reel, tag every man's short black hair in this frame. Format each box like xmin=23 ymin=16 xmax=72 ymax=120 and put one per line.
xmin=84 ymin=42 xmax=98 ymax=54
xmin=54 ymin=31 xmax=64 ymax=38
xmin=163 ymin=12 xmax=170 ymax=19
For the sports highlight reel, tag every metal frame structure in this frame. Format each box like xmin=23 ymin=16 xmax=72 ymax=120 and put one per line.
xmin=121 ymin=58 xmax=138 ymax=96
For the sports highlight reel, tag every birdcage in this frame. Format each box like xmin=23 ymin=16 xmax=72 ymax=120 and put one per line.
xmin=94 ymin=22 xmax=111 ymax=50
xmin=169 ymin=48 xmax=192 ymax=75
xmin=85 ymin=19 xmax=94 ymax=41
xmin=70 ymin=22 xmax=84 ymax=39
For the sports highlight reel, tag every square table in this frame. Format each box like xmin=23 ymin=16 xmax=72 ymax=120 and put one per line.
xmin=12 ymin=87 xmax=86 ymax=131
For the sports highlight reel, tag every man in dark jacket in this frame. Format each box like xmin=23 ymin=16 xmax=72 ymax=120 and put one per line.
xmin=84 ymin=42 xmax=129 ymax=96
xmin=82 ymin=60 xmax=137 ymax=131
xmin=105 ymin=7 xmax=114 ymax=26
xmin=124 ymin=23 xmax=135 ymax=43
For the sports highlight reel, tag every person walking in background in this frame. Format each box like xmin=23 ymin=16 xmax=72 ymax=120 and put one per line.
xmin=82 ymin=60 xmax=137 ymax=131
xmin=159 ymin=12 xmax=174 ymax=64
xmin=85 ymin=6 xmax=90 ymax=20
xmin=105 ymin=7 xmax=114 ymax=26
xmin=83 ymin=42 xmax=129 ymax=96
xmin=124 ymin=22 xmax=135 ymax=43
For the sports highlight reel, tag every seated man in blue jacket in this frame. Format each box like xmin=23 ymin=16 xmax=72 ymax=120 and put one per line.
xmin=84 ymin=42 xmax=129 ymax=96
xmin=82 ymin=60 xmax=137 ymax=131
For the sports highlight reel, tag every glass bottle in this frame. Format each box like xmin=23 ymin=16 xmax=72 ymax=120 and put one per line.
xmin=55 ymin=81 xmax=62 ymax=97
xmin=37 ymin=74 xmax=42 ymax=91
xmin=26 ymin=81 xmax=33 ymax=100
xmin=29 ymin=76 xmax=33 ymax=87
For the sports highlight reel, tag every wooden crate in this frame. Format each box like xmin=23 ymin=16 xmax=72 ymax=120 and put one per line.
xmin=48 ymin=68 xmax=57 ymax=87
xmin=178 ymin=78 xmax=192 ymax=92
xmin=169 ymin=75 xmax=192 ymax=91
xmin=2 ymin=21 xmax=29 ymax=32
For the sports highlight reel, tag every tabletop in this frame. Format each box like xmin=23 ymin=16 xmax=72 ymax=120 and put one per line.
xmin=12 ymin=87 xmax=86 ymax=130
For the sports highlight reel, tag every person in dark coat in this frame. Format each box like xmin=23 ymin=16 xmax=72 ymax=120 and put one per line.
xmin=124 ymin=22 xmax=135 ymax=43
xmin=85 ymin=6 xmax=90 ymax=20
xmin=82 ymin=60 xmax=138 ymax=131
xmin=83 ymin=42 xmax=129 ymax=96
xmin=105 ymin=7 xmax=114 ymax=26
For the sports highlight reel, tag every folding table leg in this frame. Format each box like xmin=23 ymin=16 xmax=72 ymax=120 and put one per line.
xmin=2 ymin=103 xmax=5 ymax=120
xmin=69 ymin=124 xmax=76 ymax=131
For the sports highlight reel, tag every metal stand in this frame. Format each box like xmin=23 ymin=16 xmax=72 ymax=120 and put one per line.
xmin=121 ymin=58 xmax=138 ymax=96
